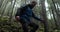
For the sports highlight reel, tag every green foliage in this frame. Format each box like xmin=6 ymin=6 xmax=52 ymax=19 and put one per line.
xmin=0 ymin=17 xmax=23 ymax=32
xmin=0 ymin=16 xmax=45 ymax=32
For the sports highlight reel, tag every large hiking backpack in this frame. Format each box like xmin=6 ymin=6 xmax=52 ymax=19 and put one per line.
xmin=15 ymin=5 xmax=27 ymax=17
xmin=15 ymin=4 xmax=28 ymax=21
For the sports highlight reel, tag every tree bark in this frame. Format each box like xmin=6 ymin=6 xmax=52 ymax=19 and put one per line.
xmin=40 ymin=0 xmax=49 ymax=32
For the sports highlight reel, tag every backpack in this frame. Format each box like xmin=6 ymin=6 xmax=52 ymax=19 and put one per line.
xmin=15 ymin=5 xmax=27 ymax=17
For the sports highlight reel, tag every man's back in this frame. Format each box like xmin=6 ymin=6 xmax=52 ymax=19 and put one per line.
xmin=15 ymin=4 xmax=34 ymax=23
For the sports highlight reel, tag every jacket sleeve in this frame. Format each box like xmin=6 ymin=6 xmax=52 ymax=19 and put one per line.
xmin=32 ymin=12 xmax=43 ymax=21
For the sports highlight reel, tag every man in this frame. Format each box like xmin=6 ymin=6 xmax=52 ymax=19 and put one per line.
xmin=15 ymin=1 xmax=44 ymax=32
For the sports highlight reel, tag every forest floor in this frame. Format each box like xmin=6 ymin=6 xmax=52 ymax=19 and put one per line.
xmin=0 ymin=16 xmax=60 ymax=32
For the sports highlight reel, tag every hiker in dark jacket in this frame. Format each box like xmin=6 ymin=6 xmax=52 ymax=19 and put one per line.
xmin=15 ymin=1 xmax=44 ymax=32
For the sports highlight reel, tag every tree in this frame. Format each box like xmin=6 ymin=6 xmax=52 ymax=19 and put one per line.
xmin=40 ymin=0 xmax=49 ymax=32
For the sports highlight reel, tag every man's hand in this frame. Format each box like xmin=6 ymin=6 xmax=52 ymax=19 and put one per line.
xmin=15 ymin=16 xmax=20 ymax=21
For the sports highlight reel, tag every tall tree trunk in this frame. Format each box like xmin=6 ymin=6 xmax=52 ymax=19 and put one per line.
xmin=40 ymin=0 xmax=49 ymax=32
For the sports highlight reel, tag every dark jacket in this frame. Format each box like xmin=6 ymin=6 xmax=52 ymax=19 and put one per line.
xmin=15 ymin=4 xmax=42 ymax=23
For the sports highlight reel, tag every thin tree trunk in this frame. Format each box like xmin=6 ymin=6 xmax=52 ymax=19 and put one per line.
xmin=0 ymin=0 xmax=6 ymax=14
xmin=0 ymin=0 xmax=4 ymax=7
xmin=0 ymin=0 xmax=8 ymax=17
xmin=52 ymin=0 xmax=60 ymax=29
xmin=51 ymin=6 xmax=58 ymax=29
xmin=8 ymin=0 xmax=16 ymax=22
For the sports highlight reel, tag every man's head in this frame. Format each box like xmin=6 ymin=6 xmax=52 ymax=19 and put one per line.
xmin=30 ymin=1 xmax=37 ymax=7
